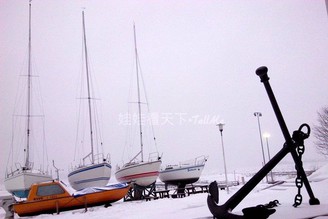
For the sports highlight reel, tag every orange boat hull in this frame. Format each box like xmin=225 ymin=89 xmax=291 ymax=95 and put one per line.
xmin=13 ymin=182 xmax=130 ymax=216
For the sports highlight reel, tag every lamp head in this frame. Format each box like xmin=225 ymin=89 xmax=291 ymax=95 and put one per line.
xmin=254 ymin=112 xmax=262 ymax=117
xmin=217 ymin=123 xmax=225 ymax=132
xmin=263 ymin=133 xmax=270 ymax=138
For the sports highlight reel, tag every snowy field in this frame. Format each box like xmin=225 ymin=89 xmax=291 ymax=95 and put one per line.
xmin=1 ymin=162 xmax=328 ymax=219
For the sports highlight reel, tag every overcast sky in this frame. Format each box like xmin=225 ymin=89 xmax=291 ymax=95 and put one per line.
xmin=1 ymin=0 xmax=328 ymax=182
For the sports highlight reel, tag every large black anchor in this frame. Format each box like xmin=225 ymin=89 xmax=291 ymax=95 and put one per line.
xmin=207 ymin=66 xmax=320 ymax=219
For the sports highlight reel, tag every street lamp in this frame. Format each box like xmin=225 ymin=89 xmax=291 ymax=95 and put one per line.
xmin=263 ymin=133 xmax=274 ymax=183
xmin=253 ymin=112 xmax=268 ymax=183
xmin=217 ymin=123 xmax=229 ymax=194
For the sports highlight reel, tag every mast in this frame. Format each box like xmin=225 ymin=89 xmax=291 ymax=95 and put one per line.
xmin=25 ymin=0 xmax=32 ymax=168
xmin=133 ymin=24 xmax=144 ymax=162
xmin=82 ymin=11 xmax=94 ymax=164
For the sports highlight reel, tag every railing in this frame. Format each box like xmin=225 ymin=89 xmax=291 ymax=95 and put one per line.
xmin=171 ymin=155 xmax=208 ymax=168
xmin=148 ymin=152 xmax=161 ymax=162
xmin=6 ymin=161 xmax=50 ymax=178
xmin=82 ymin=152 xmax=111 ymax=166
xmin=70 ymin=152 xmax=111 ymax=172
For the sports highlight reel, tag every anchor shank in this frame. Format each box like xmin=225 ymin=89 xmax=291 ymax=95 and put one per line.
xmin=256 ymin=66 xmax=293 ymax=144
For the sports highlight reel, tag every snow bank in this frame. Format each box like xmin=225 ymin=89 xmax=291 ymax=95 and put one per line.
xmin=308 ymin=163 xmax=328 ymax=182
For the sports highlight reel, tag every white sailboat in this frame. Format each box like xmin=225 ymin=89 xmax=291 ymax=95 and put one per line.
xmin=4 ymin=0 xmax=52 ymax=198
xmin=68 ymin=10 xmax=111 ymax=191
xmin=115 ymin=25 xmax=161 ymax=187
xmin=159 ymin=156 xmax=208 ymax=186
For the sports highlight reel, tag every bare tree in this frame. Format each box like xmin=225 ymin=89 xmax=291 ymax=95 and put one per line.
xmin=313 ymin=106 xmax=328 ymax=156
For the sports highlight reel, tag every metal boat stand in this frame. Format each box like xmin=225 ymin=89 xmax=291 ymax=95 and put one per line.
xmin=207 ymin=66 xmax=320 ymax=219
xmin=124 ymin=182 xmax=157 ymax=201
xmin=0 ymin=195 xmax=15 ymax=219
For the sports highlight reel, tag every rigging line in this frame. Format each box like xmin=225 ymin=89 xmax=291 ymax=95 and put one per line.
xmin=133 ymin=24 xmax=144 ymax=162
xmin=6 ymin=115 xmax=16 ymax=171
xmin=122 ymin=110 xmax=131 ymax=162
xmin=73 ymin=90 xmax=81 ymax=162
xmin=14 ymin=49 xmax=29 ymax=116
xmin=31 ymin=56 xmax=44 ymax=115
xmin=12 ymin=117 xmax=22 ymax=163
xmin=73 ymin=27 xmax=86 ymax=162
xmin=73 ymin=97 xmax=82 ymax=162
xmin=122 ymin=114 xmax=130 ymax=161
xmin=9 ymin=63 xmax=27 ymax=170
xmin=93 ymin=101 xmax=100 ymax=159
xmin=13 ymin=78 xmax=23 ymax=116
xmin=79 ymin=104 xmax=87 ymax=163
xmin=121 ymin=106 xmax=128 ymax=162
xmin=127 ymin=50 xmax=135 ymax=106
xmin=31 ymin=62 xmax=49 ymax=169
xmin=99 ymin=102 xmax=105 ymax=156
xmin=136 ymin=43 xmax=159 ymax=153
xmin=127 ymin=108 xmax=139 ymax=162
xmin=95 ymin=100 xmax=105 ymax=156
xmin=42 ymin=116 xmax=49 ymax=171
xmin=87 ymin=54 xmax=104 ymax=158
xmin=122 ymin=54 xmax=136 ymax=161
xmin=122 ymin=89 xmax=134 ymax=163
xmin=122 ymin=43 xmax=140 ymax=163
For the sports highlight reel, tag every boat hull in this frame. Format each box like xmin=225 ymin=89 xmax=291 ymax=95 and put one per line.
xmin=4 ymin=172 xmax=52 ymax=198
xmin=68 ymin=162 xmax=112 ymax=190
xmin=13 ymin=183 xmax=129 ymax=216
xmin=115 ymin=160 xmax=161 ymax=187
xmin=159 ymin=164 xmax=205 ymax=185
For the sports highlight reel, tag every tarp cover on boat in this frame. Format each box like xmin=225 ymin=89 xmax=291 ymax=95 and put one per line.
xmin=73 ymin=183 xmax=128 ymax=197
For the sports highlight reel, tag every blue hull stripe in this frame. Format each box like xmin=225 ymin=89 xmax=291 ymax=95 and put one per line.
xmin=75 ymin=177 xmax=110 ymax=184
xmin=68 ymin=163 xmax=112 ymax=177
xmin=160 ymin=164 xmax=204 ymax=174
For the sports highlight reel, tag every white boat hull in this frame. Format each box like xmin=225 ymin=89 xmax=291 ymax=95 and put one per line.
xmin=68 ymin=162 xmax=112 ymax=191
xmin=159 ymin=164 xmax=205 ymax=185
xmin=115 ymin=160 xmax=161 ymax=187
xmin=4 ymin=171 xmax=52 ymax=198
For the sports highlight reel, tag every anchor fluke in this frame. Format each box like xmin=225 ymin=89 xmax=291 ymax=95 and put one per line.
xmin=207 ymin=181 xmax=244 ymax=219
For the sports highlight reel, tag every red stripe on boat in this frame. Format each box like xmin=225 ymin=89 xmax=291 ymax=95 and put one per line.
xmin=118 ymin=171 xmax=159 ymax=181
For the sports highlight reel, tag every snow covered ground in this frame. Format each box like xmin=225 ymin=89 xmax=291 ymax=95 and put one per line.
xmin=1 ymin=162 xmax=328 ymax=219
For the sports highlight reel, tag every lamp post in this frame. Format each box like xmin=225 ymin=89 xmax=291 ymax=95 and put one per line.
xmin=217 ymin=123 xmax=229 ymax=194
xmin=253 ymin=112 xmax=268 ymax=183
xmin=263 ymin=133 xmax=274 ymax=183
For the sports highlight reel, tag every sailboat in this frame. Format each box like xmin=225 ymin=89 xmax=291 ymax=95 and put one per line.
xmin=67 ymin=11 xmax=111 ymax=191
xmin=4 ymin=0 xmax=52 ymax=198
xmin=115 ymin=25 xmax=162 ymax=187
xmin=159 ymin=156 xmax=208 ymax=186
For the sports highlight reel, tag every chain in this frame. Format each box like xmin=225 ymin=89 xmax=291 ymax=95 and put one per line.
xmin=292 ymin=124 xmax=310 ymax=207
xmin=293 ymin=169 xmax=303 ymax=207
